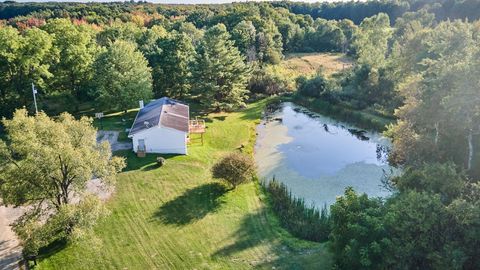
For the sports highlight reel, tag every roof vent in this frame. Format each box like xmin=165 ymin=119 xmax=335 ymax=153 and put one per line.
xmin=144 ymin=121 xmax=150 ymax=128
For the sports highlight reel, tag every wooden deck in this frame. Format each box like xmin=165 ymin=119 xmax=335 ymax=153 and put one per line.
xmin=188 ymin=119 xmax=206 ymax=145
xmin=189 ymin=119 xmax=205 ymax=134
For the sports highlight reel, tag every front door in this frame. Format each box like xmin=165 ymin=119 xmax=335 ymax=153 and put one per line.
xmin=138 ymin=139 xmax=146 ymax=152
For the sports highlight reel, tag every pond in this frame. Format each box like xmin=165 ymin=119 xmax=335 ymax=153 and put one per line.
xmin=254 ymin=102 xmax=395 ymax=208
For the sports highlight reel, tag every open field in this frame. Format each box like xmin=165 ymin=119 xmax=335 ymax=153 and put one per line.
xmin=283 ymin=53 xmax=353 ymax=76
xmin=35 ymin=99 xmax=332 ymax=269
xmin=266 ymin=52 xmax=353 ymax=85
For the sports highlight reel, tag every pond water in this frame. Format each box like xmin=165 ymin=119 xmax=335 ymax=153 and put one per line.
xmin=254 ymin=102 xmax=395 ymax=208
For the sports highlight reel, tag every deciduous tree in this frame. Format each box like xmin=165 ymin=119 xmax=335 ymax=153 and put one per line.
xmin=92 ymin=40 xmax=153 ymax=112
xmin=0 ymin=109 xmax=125 ymax=254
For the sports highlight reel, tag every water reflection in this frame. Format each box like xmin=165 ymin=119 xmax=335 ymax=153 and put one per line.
xmin=255 ymin=102 xmax=395 ymax=207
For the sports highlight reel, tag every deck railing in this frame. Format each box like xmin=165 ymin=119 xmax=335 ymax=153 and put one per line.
xmin=189 ymin=119 xmax=206 ymax=134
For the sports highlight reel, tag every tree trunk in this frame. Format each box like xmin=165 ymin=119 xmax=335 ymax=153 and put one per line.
xmin=467 ymin=130 xmax=473 ymax=171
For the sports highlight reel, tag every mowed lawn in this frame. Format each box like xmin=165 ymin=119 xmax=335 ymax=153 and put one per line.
xmin=36 ymin=99 xmax=332 ymax=269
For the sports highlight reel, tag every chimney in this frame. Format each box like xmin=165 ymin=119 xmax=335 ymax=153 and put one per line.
xmin=139 ymin=100 xmax=144 ymax=109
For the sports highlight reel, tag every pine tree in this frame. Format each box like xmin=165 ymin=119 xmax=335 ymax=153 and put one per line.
xmin=192 ymin=24 xmax=251 ymax=111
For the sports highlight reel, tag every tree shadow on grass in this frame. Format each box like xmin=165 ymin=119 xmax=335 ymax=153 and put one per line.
xmin=152 ymin=182 xmax=228 ymax=225
xmin=114 ymin=150 xmax=181 ymax=172
xmin=212 ymin=209 xmax=274 ymax=259
xmin=35 ymin=238 xmax=68 ymax=266
xmin=211 ymin=207 xmax=331 ymax=269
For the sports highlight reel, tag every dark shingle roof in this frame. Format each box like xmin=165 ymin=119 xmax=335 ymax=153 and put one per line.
xmin=128 ymin=97 xmax=189 ymax=136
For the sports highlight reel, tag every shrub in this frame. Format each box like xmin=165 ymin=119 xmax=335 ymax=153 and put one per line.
xmin=156 ymin=157 xmax=166 ymax=167
xmin=211 ymin=152 xmax=256 ymax=189
xmin=297 ymin=74 xmax=332 ymax=98
xmin=248 ymin=68 xmax=290 ymax=95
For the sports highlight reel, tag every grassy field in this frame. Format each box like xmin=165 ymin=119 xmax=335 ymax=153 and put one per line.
xmin=266 ymin=52 xmax=353 ymax=84
xmin=35 ymin=99 xmax=332 ymax=269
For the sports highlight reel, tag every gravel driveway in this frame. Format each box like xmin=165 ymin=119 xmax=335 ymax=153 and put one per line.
xmin=0 ymin=204 xmax=25 ymax=270
xmin=96 ymin=130 xmax=132 ymax=151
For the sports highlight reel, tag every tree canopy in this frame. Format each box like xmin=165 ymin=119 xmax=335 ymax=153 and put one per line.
xmin=92 ymin=40 xmax=153 ymax=112
xmin=0 ymin=109 xmax=125 ymax=254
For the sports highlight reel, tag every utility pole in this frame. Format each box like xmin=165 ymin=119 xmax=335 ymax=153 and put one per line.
xmin=32 ymin=83 xmax=38 ymax=114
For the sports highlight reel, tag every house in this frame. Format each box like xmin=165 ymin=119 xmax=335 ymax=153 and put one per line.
xmin=128 ymin=97 xmax=189 ymax=155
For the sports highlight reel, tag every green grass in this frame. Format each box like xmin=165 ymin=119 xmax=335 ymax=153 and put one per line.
xmin=36 ymin=99 xmax=332 ymax=270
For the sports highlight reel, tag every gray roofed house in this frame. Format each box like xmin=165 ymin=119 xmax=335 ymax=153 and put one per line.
xmin=128 ymin=97 xmax=190 ymax=155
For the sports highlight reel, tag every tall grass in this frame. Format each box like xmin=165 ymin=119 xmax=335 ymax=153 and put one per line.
xmin=262 ymin=178 xmax=331 ymax=242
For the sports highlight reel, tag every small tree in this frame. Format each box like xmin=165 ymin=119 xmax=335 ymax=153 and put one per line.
xmin=211 ymin=152 xmax=256 ymax=189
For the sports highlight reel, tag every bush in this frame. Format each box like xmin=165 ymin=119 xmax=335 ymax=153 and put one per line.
xmin=263 ymin=178 xmax=331 ymax=242
xmin=211 ymin=152 xmax=256 ymax=189
xmin=156 ymin=157 xmax=166 ymax=167
xmin=248 ymin=68 xmax=290 ymax=95
xmin=297 ymin=74 xmax=332 ymax=98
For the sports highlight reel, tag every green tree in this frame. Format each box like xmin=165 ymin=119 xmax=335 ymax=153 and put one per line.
xmin=0 ymin=26 xmax=52 ymax=114
xmin=92 ymin=40 xmax=153 ymax=112
xmin=43 ymin=18 xmax=98 ymax=101
xmin=353 ymin=13 xmax=392 ymax=68
xmin=329 ymin=187 xmax=392 ymax=270
xmin=255 ymin=20 xmax=284 ymax=64
xmin=96 ymin=21 xmax=144 ymax=47
xmin=231 ymin=20 xmax=257 ymax=61
xmin=192 ymin=24 xmax=251 ymax=111
xmin=0 ymin=109 xmax=125 ymax=254
xmin=384 ymin=191 xmax=457 ymax=269
xmin=391 ymin=163 xmax=465 ymax=204
xmin=149 ymin=32 xmax=196 ymax=99
xmin=212 ymin=152 xmax=256 ymax=189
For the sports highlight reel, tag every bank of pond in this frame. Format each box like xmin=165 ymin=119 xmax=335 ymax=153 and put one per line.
xmin=256 ymin=102 xmax=398 ymax=242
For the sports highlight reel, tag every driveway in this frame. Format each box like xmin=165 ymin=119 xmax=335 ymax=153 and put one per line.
xmin=0 ymin=204 xmax=25 ymax=270
xmin=96 ymin=130 xmax=132 ymax=152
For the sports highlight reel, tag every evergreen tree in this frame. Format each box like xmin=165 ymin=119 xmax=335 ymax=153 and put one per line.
xmin=192 ymin=24 xmax=251 ymax=111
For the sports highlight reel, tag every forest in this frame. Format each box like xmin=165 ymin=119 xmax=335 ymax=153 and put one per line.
xmin=0 ymin=0 xmax=479 ymax=269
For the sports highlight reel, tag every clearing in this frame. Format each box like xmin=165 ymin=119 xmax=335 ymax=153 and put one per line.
xmin=266 ymin=52 xmax=353 ymax=87
xmin=35 ymin=99 xmax=332 ymax=269
xmin=283 ymin=53 xmax=353 ymax=77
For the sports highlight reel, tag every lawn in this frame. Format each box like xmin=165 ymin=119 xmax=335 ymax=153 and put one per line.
xmin=35 ymin=99 xmax=332 ymax=269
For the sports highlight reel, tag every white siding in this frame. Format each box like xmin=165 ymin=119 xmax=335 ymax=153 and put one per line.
xmin=131 ymin=126 xmax=187 ymax=155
